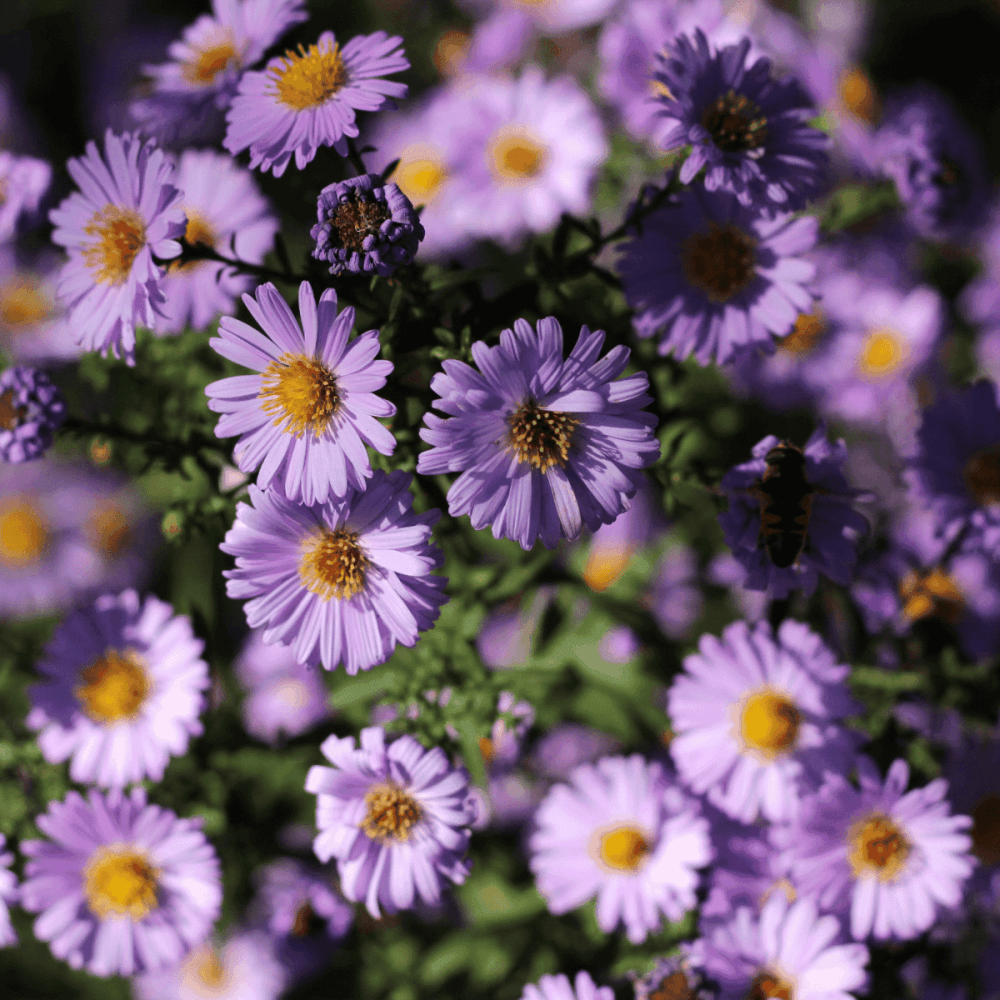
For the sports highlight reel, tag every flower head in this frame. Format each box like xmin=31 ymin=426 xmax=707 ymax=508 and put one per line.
xmin=0 ymin=151 xmax=51 ymax=242
xmin=206 ymin=281 xmax=396 ymax=506
xmin=158 ymin=149 xmax=277 ymax=334
xmin=311 ymin=173 xmax=423 ymax=277
xmin=418 ymin=316 xmax=659 ymax=550
xmin=0 ymin=366 xmax=65 ymax=463
xmin=0 ymin=249 xmax=79 ymax=363
xmin=653 ymin=30 xmax=829 ymax=211
xmin=700 ymin=894 xmax=869 ymax=1000
xmin=20 ymin=788 xmax=222 ymax=977
xmin=131 ymin=0 xmax=308 ymax=144
xmin=788 ymin=757 xmax=975 ymax=940
xmin=222 ymin=470 xmax=447 ymax=675
xmin=305 ymin=726 xmax=476 ymax=917
xmin=617 ymin=185 xmax=817 ymax=366
xmin=26 ymin=589 xmax=209 ymax=788
xmin=48 ymin=130 xmax=186 ymax=364
xmin=529 ymin=754 xmax=713 ymax=943
xmin=718 ymin=426 xmax=869 ymax=598
xmin=224 ymin=30 xmax=409 ymax=176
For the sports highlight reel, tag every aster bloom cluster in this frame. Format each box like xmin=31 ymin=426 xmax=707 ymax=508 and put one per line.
xmin=8 ymin=0 xmax=1000 ymax=997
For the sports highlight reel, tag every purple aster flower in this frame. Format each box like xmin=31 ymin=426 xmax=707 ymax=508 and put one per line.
xmin=700 ymin=893 xmax=869 ymax=1000
xmin=0 ymin=835 xmax=16 ymax=947
xmin=476 ymin=587 xmax=553 ymax=669
xmin=158 ymin=149 xmax=277 ymax=335
xmin=48 ymin=130 xmax=186 ymax=364
xmin=520 ymin=971 xmax=613 ymax=1000
xmin=653 ymin=30 xmax=829 ymax=211
xmin=617 ymin=185 xmax=818 ymax=366
xmin=439 ymin=68 xmax=609 ymax=248
xmin=133 ymin=930 xmax=287 ymax=1000
xmin=718 ymin=425 xmax=869 ymax=598
xmin=482 ymin=690 xmax=535 ymax=776
xmin=206 ymin=281 xmax=395 ymax=505
xmin=528 ymin=754 xmax=713 ymax=943
xmin=25 ymin=589 xmax=209 ymax=788
xmin=0 ymin=366 xmax=65 ymax=463
xmin=311 ymin=173 xmax=423 ymax=277
xmin=224 ymin=31 xmax=409 ymax=176
xmin=222 ymin=470 xmax=447 ymax=675
xmin=20 ymin=787 xmax=222 ymax=977
xmin=649 ymin=541 xmax=704 ymax=639
xmin=911 ymin=380 xmax=1000 ymax=558
xmin=0 ymin=151 xmax=51 ymax=242
xmin=131 ymin=0 xmax=308 ymax=144
xmin=0 ymin=249 xmax=79 ymax=363
xmin=305 ymin=726 xmax=476 ymax=917
xmin=668 ymin=619 xmax=861 ymax=823
xmin=235 ymin=629 xmax=331 ymax=743
xmin=0 ymin=458 xmax=158 ymax=618
xmin=788 ymin=757 xmax=975 ymax=941
xmin=874 ymin=84 xmax=988 ymax=242
xmin=418 ymin=316 xmax=660 ymax=550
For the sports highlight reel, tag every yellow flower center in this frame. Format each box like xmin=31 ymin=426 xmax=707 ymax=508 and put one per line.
xmin=847 ymin=812 xmax=911 ymax=880
xmin=85 ymin=500 xmax=133 ymax=559
xmin=432 ymin=29 xmax=470 ymax=77
xmin=83 ymin=847 xmax=160 ymax=920
xmin=260 ymin=352 xmax=340 ymax=438
xmin=273 ymin=677 xmax=309 ymax=708
xmin=506 ymin=399 xmax=580 ymax=473
xmin=327 ymin=195 xmax=392 ymax=251
xmin=963 ymin=448 xmax=1000 ymax=507
xmin=599 ymin=825 xmax=650 ymax=871
xmin=0 ymin=499 xmax=50 ymax=567
xmin=82 ymin=205 xmax=147 ymax=286
xmin=479 ymin=736 xmax=495 ymax=764
xmin=75 ymin=648 xmax=150 ymax=723
xmin=183 ymin=39 xmax=240 ymax=86
xmin=746 ymin=970 xmax=794 ymax=1000
xmin=170 ymin=209 xmax=218 ymax=274
xmin=971 ymin=794 xmax=1000 ymax=866
xmin=392 ymin=154 xmax=447 ymax=206
xmin=682 ymin=224 xmax=757 ymax=303
xmin=648 ymin=971 xmax=695 ymax=1000
xmin=838 ymin=67 xmax=879 ymax=125
xmin=780 ymin=309 xmax=825 ymax=356
xmin=899 ymin=567 xmax=965 ymax=624
xmin=299 ymin=527 xmax=369 ymax=601
xmin=857 ymin=326 xmax=906 ymax=378
xmin=488 ymin=128 xmax=548 ymax=183
xmin=361 ymin=783 xmax=422 ymax=841
xmin=181 ymin=944 xmax=231 ymax=996
xmin=270 ymin=41 xmax=347 ymax=112
xmin=0 ymin=389 xmax=27 ymax=431
xmin=740 ymin=689 xmax=801 ymax=756
xmin=702 ymin=90 xmax=769 ymax=153
xmin=0 ymin=275 xmax=52 ymax=331
xmin=583 ymin=544 xmax=635 ymax=592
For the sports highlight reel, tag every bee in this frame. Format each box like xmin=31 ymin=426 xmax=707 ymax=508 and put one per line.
xmin=753 ymin=440 xmax=815 ymax=569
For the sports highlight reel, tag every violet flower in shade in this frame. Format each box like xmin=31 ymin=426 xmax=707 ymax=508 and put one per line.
xmin=224 ymin=31 xmax=409 ymax=176
xmin=0 ymin=459 xmax=158 ymax=619
xmin=873 ymin=84 xmax=988 ymax=242
xmin=222 ymin=470 xmax=447 ymax=675
xmin=617 ymin=185 xmax=818 ymax=366
xmin=668 ymin=619 xmax=862 ymax=824
xmin=0 ymin=249 xmax=80 ymax=363
xmin=133 ymin=930 xmax=287 ymax=1000
xmin=311 ymin=173 xmax=423 ymax=277
xmin=0 ymin=835 xmax=16 ymax=947
xmin=444 ymin=68 xmax=609 ymax=249
xmin=25 ymin=589 xmax=209 ymax=788
xmin=787 ymin=757 xmax=975 ymax=941
xmin=528 ymin=754 xmax=713 ymax=944
xmin=910 ymin=380 xmax=1000 ymax=559
xmin=305 ymin=726 xmax=476 ymax=917
xmin=653 ymin=30 xmax=829 ymax=212
xmin=158 ymin=149 xmax=277 ymax=335
xmin=206 ymin=281 xmax=396 ymax=506
xmin=131 ymin=0 xmax=308 ymax=145
xmin=649 ymin=541 xmax=704 ymax=640
xmin=20 ymin=787 xmax=222 ymax=977
xmin=418 ymin=316 xmax=660 ymax=551
xmin=476 ymin=587 xmax=554 ymax=669
xmin=0 ymin=151 xmax=51 ymax=242
xmin=48 ymin=130 xmax=186 ymax=365
xmin=0 ymin=366 xmax=65 ymax=463
xmin=520 ymin=971 xmax=614 ymax=1000
xmin=961 ymin=201 xmax=1000 ymax=330
xmin=699 ymin=893 xmax=870 ymax=1000
xmin=718 ymin=426 xmax=869 ymax=599
xmin=235 ymin=629 xmax=331 ymax=744
xmin=529 ymin=723 xmax=622 ymax=783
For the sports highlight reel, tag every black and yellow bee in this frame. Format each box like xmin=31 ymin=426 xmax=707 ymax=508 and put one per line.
xmin=753 ymin=440 xmax=815 ymax=569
